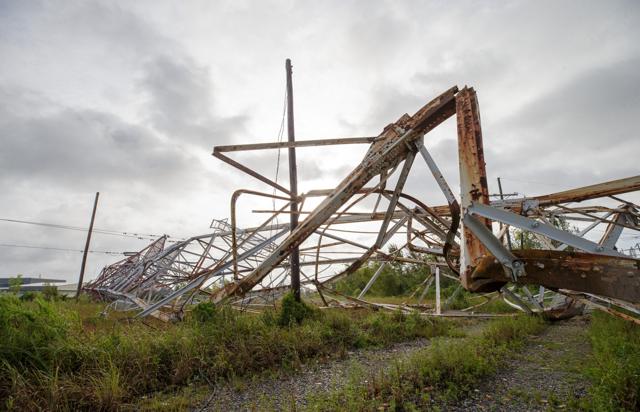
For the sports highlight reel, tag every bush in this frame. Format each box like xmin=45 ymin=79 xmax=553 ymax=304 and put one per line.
xmin=277 ymin=293 xmax=314 ymax=326
xmin=191 ymin=301 xmax=218 ymax=323
xmin=8 ymin=276 xmax=22 ymax=294
xmin=19 ymin=291 xmax=39 ymax=302
xmin=333 ymin=262 xmax=430 ymax=297
xmin=42 ymin=285 xmax=60 ymax=301
xmin=0 ymin=295 xmax=73 ymax=370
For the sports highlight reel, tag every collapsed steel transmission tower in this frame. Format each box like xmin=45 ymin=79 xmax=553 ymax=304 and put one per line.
xmin=86 ymin=84 xmax=640 ymax=322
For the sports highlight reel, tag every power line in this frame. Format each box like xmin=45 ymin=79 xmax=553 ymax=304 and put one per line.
xmin=0 ymin=217 xmax=187 ymax=242
xmin=0 ymin=273 xmax=70 ymax=277
xmin=0 ymin=243 xmax=124 ymax=255
xmin=271 ymin=78 xmax=288 ymax=235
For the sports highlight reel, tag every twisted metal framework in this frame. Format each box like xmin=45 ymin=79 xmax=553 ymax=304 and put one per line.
xmin=86 ymin=86 xmax=640 ymax=322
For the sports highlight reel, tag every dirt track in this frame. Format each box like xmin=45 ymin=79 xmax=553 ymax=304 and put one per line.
xmin=442 ymin=316 xmax=591 ymax=411
xmin=197 ymin=317 xmax=591 ymax=411
xmin=198 ymin=319 xmax=488 ymax=411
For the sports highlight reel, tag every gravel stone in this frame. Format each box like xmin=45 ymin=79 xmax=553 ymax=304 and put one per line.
xmin=439 ymin=316 xmax=592 ymax=411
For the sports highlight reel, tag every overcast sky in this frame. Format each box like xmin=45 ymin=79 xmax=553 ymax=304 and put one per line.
xmin=1 ymin=0 xmax=639 ymax=283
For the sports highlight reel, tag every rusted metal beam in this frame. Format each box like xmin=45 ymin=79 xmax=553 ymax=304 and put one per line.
xmin=457 ymin=86 xmax=495 ymax=292
xmin=213 ymin=137 xmax=375 ymax=153
xmin=473 ymin=249 xmax=640 ymax=303
xmin=213 ymin=151 xmax=291 ymax=195
xmin=230 ymin=189 xmax=293 ymax=279
xmin=535 ymin=175 xmax=640 ymax=206
xmin=375 ymin=153 xmax=415 ymax=247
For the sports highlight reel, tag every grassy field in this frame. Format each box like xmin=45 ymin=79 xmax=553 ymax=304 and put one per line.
xmin=3 ymin=289 xmax=638 ymax=411
xmin=0 ymin=293 xmax=456 ymax=411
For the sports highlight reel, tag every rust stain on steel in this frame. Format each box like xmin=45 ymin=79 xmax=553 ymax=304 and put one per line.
xmin=213 ymin=151 xmax=291 ymax=195
xmin=210 ymin=86 xmax=459 ymax=302
xmin=473 ymin=249 xmax=640 ymax=303
xmin=535 ymin=175 xmax=640 ymax=206
xmin=456 ymin=87 xmax=494 ymax=291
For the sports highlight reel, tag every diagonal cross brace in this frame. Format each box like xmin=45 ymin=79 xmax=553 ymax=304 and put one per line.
xmin=375 ymin=151 xmax=416 ymax=247
xmin=467 ymin=202 xmax=626 ymax=258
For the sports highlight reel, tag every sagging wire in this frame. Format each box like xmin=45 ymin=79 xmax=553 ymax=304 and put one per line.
xmin=271 ymin=84 xmax=288 ymax=237
xmin=0 ymin=217 xmax=189 ymax=243
xmin=0 ymin=243 xmax=123 ymax=255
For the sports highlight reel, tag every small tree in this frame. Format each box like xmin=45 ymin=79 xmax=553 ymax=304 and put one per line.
xmin=42 ymin=284 xmax=59 ymax=301
xmin=8 ymin=275 xmax=22 ymax=294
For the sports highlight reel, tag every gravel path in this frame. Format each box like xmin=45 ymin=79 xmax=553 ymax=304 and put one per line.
xmin=442 ymin=316 xmax=592 ymax=411
xmin=198 ymin=338 xmax=433 ymax=411
xmin=197 ymin=317 xmax=589 ymax=411
xmin=198 ymin=319 xmax=490 ymax=411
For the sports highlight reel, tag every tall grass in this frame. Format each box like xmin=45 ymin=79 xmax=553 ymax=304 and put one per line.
xmin=582 ymin=311 xmax=640 ymax=411
xmin=0 ymin=294 xmax=454 ymax=410
xmin=306 ymin=315 xmax=546 ymax=411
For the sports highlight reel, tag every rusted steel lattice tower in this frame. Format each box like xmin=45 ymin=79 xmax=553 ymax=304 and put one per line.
xmin=86 ymin=77 xmax=640 ymax=323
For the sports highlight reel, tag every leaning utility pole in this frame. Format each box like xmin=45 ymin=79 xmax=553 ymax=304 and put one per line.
xmin=76 ymin=192 xmax=99 ymax=300
xmin=286 ymin=58 xmax=301 ymax=301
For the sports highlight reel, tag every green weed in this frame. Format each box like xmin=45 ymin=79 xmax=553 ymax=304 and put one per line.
xmin=580 ymin=311 xmax=640 ymax=411
xmin=305 ymin=315 xmax=545 ymax=411
xmin=0 ymin=294 xmax=454 ymax=410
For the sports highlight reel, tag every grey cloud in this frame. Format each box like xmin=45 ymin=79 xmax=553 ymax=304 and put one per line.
xmin=362 ymin=87 xmax=427 ymax=132
xmin=484 ymin=58 xmax=640 ymax=191
xmin=412 ymin=49 xmax=510 ymax=101
xmin=139 ymin=55 xmax=247 ymax=147
xmin=0 ymin=87 xmax=197 ymax=191
xmin=498 ymin=58 xmax=640 ymax=150
xmin=1 ymin=0 xmax=639 ymax=279
xmin=0 ymin=0 xmax=170 ymax=63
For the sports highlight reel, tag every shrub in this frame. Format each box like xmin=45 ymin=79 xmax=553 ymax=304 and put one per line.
xmin=277 ymin=293 xmax=314 ymax=326
xmin=191 ymin=301 xmax=217 ymax=323
xmin=8 ymin=276 xmax=22 ymax=294
xmin=333 ymin=262 xmax=431 ymax=297
xmin=42 ymin=285 xmax=59 ymax=301
xmin=19 ymin=291 xmax=39 ymax=302
xmin=0 ymin=295 xmax=73 ymax=370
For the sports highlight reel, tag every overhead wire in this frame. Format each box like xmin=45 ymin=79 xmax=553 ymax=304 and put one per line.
xmin=269 ymin=82 xmax=288 ymax=306
xmin=0 ymin=243 xmax=124 ymax=255
xmin=271 ymin=83 xmax=288 ymax=233
xmin=0 ymin=217 xmax=188 ymax=242
xmin=0 ymin=216 xmax=193 ymax=256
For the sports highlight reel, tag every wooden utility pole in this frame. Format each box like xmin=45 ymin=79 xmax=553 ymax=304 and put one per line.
xmin=285 ymin=58 xmax=301 ymax=301
xmin=76 ymin=192 xmax=99 ymax=300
